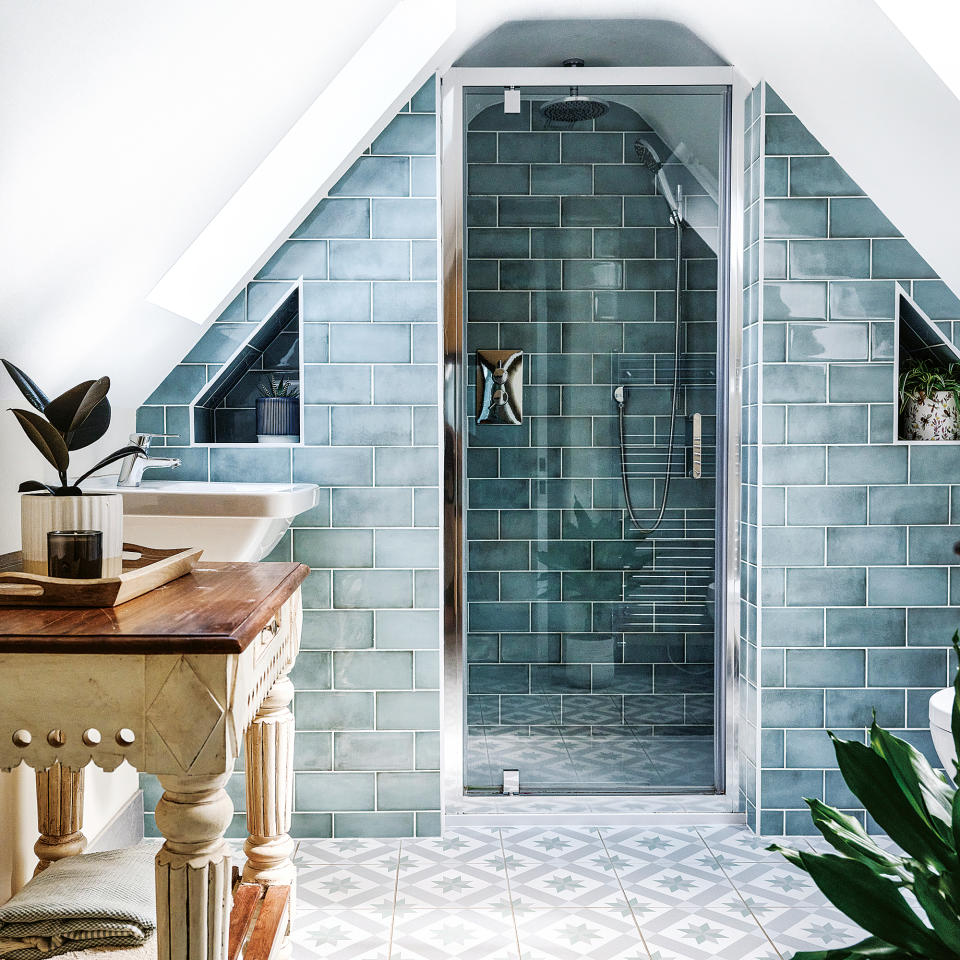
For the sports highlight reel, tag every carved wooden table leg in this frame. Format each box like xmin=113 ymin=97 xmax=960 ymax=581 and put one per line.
xmin=155 ymin=773 xmax=233 ymax=960
xmin=242 ymin=670 xmax=296 ymax=954
xmin=34 ymin=762 xmax=86 ymax=875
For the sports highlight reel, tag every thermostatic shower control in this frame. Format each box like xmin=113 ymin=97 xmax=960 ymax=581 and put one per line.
xmin=476 ymin=349 xmax=523 ymax=424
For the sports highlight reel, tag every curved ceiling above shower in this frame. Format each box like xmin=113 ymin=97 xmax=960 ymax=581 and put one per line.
xmin=454 ymin=18 xmax=729 ymax=68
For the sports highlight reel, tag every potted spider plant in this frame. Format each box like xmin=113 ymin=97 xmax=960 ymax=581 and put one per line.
xmin=256 ymin=375 xmax=299 ymax=444
xmin=3 ymin=360 xmax=145 ymax=576
xmin=899 ymin=357 xmax=960 ymax=441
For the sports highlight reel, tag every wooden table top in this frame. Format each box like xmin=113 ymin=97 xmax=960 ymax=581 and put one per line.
xmin=0 ymin=561 xmax=308 ymax=654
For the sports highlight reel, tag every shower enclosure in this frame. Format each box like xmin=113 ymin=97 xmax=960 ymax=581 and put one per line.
xmin=442 ymin=67 xmax=741 ymax=803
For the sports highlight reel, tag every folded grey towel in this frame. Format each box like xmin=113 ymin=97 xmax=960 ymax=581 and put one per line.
xmin=0 ymin=843 xmax=159 ymax=960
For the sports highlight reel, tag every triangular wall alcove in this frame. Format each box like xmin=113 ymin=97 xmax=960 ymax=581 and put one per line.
xmin=190 ymin=281 xmax=302 ymax=445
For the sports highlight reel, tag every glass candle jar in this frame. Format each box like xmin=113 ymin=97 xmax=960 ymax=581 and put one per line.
xmin=47 ymin=530 xmax=103 ymax=579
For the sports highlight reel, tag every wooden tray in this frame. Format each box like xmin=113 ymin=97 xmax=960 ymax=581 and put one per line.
xmin=0 ymin=543 xmax=203 ymax=607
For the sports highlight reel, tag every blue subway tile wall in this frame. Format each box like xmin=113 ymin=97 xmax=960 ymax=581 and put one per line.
xmin=463 ymin=95 xmax=721 ymax=791
xmin=751 ymin=85 xmax=958 ymax=834
xmin=138 ymin=77 xmax=440 ymax=839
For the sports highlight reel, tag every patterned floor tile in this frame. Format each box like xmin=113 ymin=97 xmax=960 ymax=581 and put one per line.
xmin=600 ymin=826 xmax=709 ymax=863
xmin=508 ymin=858 xmax=627 ymax=908
xmin=401 ymin=829 xmax=504 ymax=863
xmin=514 ymin=908 xmax=649 ymax=960
xmin=640 ymin=905 xmax=777 ymax=960
xmin=616 ymin=860 xmax=739 ymax=910
xmin=697 ymin=825 xmax=780 ymax=862
xmin=396 ymin=858 xmax=511 ymax=908
xmin=390 ymin=907 xmax=519 ymax=959
xmin=297 ymin=863 xmax=398 ymax=910
xmin=297 ymin=836 xmax=402 ymax=865
xmin=722 ymin=860 xmax=831 ymax=908
xmin=762 ymin=905 xmax=868 ymax=955
xmin=290 ymin=908 xmax=392 ymax=960
xmin=500 ymin=826 xmax=605 ymax=862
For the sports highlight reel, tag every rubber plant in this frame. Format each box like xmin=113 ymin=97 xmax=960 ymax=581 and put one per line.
xmin=3 ymin=359 xmax=144 ymax=495
xmin=769 ymin=633 xmax=960 ymax=960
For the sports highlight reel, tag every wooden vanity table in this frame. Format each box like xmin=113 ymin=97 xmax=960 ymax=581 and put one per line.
xmin=0 ymin=560 xmax=308 ymax=960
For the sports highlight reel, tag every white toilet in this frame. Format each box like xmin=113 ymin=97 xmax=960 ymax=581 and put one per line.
xmin=929 ymin=688 xmax=957 ymax=779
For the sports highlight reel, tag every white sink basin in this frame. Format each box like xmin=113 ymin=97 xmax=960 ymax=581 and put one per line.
xmin=84 ymin=479 xmax=319 ymax=561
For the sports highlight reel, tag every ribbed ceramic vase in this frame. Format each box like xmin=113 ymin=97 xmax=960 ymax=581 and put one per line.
xmin=256 ymin=396 xmax=299 ymax=444
xmin=21 ymin=492 xmax=123 ymax=577
xmin=901 ymin=390 xmax=959 ymax=441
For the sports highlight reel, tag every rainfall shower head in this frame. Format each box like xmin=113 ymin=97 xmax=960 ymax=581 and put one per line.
xmin=539 ymin=58 xmax=608 ymax=124
xmin=635 ymin=138 xmax=682 ymax=223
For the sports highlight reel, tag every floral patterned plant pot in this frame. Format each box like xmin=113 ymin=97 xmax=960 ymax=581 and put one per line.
xmin=901 ymin=390 xmax=959 ymax=440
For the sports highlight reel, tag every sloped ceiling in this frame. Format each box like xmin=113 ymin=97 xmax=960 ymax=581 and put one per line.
xmin=2 ymin=0 xmax=959 ymax=545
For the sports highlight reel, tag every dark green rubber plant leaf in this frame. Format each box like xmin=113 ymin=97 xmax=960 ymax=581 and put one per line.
xmin=64 ymin=397 xmax=111 ymax=450
xmin=72 ymin=445 xmax=144 ymax=487
xmin=17 ymin=480 xmax=61 ymax=496
xmin=795 ymin=851 xmax=952 ymax=959
xmin=912 ymin=872 xmax=960 ymax=955
xmin=870 ymin=721 xmax=954 ymax=846
xmin=805 ymin=798 xmax=910 ymax=878
xmin=44 ymin=377 xmax=110 ymax=439
xmin=10 ymin=408 xmax=69 ymax=472
xmin=832 ymin=734 xmax=956 ymax=869
xmin=1 ymin=359 xmax=48 ymax=411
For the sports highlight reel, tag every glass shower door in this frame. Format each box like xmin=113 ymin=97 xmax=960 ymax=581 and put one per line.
xmin=461 ymin=85 xmax=726 ymax=794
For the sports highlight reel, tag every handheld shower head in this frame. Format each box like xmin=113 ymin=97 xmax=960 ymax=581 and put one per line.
xmin=634 ymin=138 xmax=681 ymax=223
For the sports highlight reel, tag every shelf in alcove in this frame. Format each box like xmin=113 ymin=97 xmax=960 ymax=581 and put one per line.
xmin=189 ymin=280 xmax=304 ymax=446
xmin=893 ymin=282 xmax=960 ymax=443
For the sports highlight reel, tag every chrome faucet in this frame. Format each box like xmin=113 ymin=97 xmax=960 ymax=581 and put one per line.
xmin=117 ymin=433 xmax=181 ymax=487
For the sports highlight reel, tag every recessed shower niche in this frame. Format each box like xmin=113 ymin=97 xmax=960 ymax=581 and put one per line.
xmin=190 ymin=281 xmax=303 ymax=445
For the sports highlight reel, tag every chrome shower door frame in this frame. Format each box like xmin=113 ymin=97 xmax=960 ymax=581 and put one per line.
xmin=440 ymin=66 xmax=748 ymax=818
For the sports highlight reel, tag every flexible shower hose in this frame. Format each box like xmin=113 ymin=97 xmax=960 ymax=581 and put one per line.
xmin=619 ymin=215 xmax=683 ymax=540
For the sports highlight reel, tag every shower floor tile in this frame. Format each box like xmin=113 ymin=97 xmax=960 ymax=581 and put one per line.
xmin=464 ymin=727 xmax=715 ymax=792
xmin=291 ymin=825 xmax=859 ymax=959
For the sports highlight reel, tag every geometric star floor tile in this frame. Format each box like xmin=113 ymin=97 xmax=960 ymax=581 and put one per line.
xmin=291 ymin=908 xmax=393 ymax=960
xmin=288 ymin=825 xmax=877 ymax=959
xmin=514 ymin=908 xmax=649 ymax=960
xmin=640 ymin=906 xmax=777 ymax=960
xmin=390 ymin=908 xmax=520 ymax=960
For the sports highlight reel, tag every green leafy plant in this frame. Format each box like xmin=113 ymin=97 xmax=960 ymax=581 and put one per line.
xmin=898 ymin=357 xmax=960 ymax=413
xmin=3 ymin=359 xmax=144 ymax=496
xmin=257 ymin=375 xmax=299 ymax=399
xmin=769 ymin=632 xmax=960 ymax=960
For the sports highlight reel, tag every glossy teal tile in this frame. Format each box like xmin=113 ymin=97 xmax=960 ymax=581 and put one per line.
xmin=762 ymin=447 xmax=825 ymax=485
xmin=468 ymin=540 xmax=528 ymax=570
xmin=497 ymin=132 xmax=560 ymax=162
xmin=871 ymin=239 xmax=937 ymax=279
xmin=374 ymin=529 xmax=437 ymax=569
xmin=375 ymin=610 xmax=439 ymax=650
xmin=377 ymin=772 xmax=440 ymax=810
xmin=297 ymin=692 xmax=374 ymax=730
xmin=789 ymin=157 xmax=863 ymax=197
xmin=296 ymin=773 xmax=374 ymax=811
xmin=788 ymin=322 xmax=868 ymax=361
xmin=827 ymin=525 xmax=905 ymax=566
xmin=468 ymin=163 xmax=529 ymax=195
xmin=294 ymin=529 xmax=373 ymax=568
xmin=290 ymin=651 xmax=332 ymax=690
xmin=333 ymin=812 xmax=414 ymax=837
xmin=765 ymin=114 xmax=827 ymax=156
xmin=333 ymin=650 xmax=413 ymax=689
xmin=561 ymin=132 xmax=623 ymax=162
xmin=301 ymin=611 xmax=373 ymax=650
xmin=373 ymin=364 xmax=436 ymax=404
xmin=294 ymin=198 xmax=370 ymax=239
xmin=500 ymin=259 xmax=562 ymax=290
xmin=293 ymin=447 xmax=372 ymax=485
xmin=333 ymin=570 xmax=412 ymax=608
xmin=908 ymin=525 xmax=960 ymax=565
xmin=333 ymin=732 xmax=413 ymax=770
xmin=210 ymin=447 xmax=290 ymax=482
xmin=787 ymin=404 xmax=867 ymax=443
xmin=869 ymin=485 xmax=949 ymax=524
xmin=410 ymin=76 xmax=436 ymax=112
xmin=760 ymin=689 xmax=824 ymax=727
xmin=762 ymin=363 xmax=827 ymax=403
xmin=827 ymin=445 xmax=906 ymax=484
xmin=530 ymin=163 xmax=592 ymax=195
xmin=825 ymin=688 xmax=903 ymax=728
xmin=761 ymin=607 xmax=824 ymax=647
xmin=763 ymin=281 xmax=827 ymax=320
xmin=560 ymin=196 xmax=622 ymax=226
xmin=912 ymin=281 xmax=960 ymax=320
xmin=762 ymin=526 xmax=824 ymax=566
xmin=829 ymin=197 xmax=900 ymax=238
xmin=372 ymin=113 xmax=435 ymax=155
xmin=468 ymin=602 xmax=529 ymax=632
xmin=829 ymin=280 xmax=895 ymax=320
xmin=867 ymin=648 xmax=946 ymax=688
xmin=302 ymin=281 xmax=371 ymax=323
xmin=329 ymin=240 xmax=410 ymax=280
xmin=330 ymin=156 xmax=409 ymax=197
xmin=786 ymin=649 xmax=865 ymax=687
xmin=376 ymin=691 xmax=439 ymax=729
xmin=332 ymin=488 xmax=412 ymax=527
xmin=786 ymin=566 xmax=865 ymax=606
xmin=828 ymin=363 xmax=894 ymax=402
xmin=468 ymin=227 xmax=529 ymax=258
xmin=789 ymin=240 xmax=870 ymax=280
xmin=594 ymin=228 xmax=657 ymax=259
xmin=329 ymin=323 xmax=409 ymax=363
xmin=371 ymin=198 xmax=436 ymax=239
xmin=374 ymin=447 xmax=438 ymax=486
xmin=415 ymin=732 xmax=440 ymax=770
xmin=764 ymin=198 xmax=827 ymax=238
xmin=868 ymin=567 xmax=947 ymax=606
xmin=330 ymin=406 xmax=410 ymax=446
xmin=499 ymin=196 xmax=559 ymax=226
xmin=146 ymin=364 xmax=206 ymax=405
xmin=787 ymin=486 xmax=867 ymax=525
xmin=295 ymin=732 xmax=333 ymax=771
